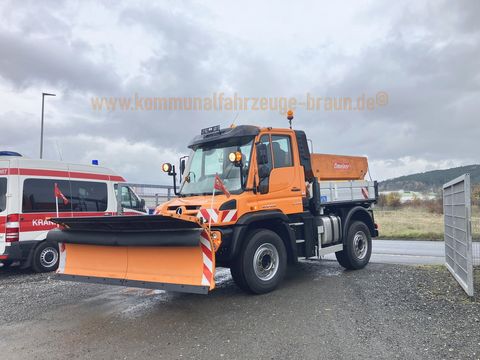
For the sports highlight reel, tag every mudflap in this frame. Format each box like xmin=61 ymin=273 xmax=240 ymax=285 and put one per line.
xmin=50 ymin=215 xmax=215 ymax=294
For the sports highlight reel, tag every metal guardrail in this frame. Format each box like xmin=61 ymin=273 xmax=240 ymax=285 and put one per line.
xmin=117 ymin=183 xmax=174 ymax=215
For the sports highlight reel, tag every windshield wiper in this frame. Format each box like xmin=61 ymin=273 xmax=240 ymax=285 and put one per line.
xmin=178 ymin=192 xmax=211 ymax=197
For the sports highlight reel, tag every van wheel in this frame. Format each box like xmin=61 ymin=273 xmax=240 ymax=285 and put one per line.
xmin=335 ymin=221 xmax=372 ymax=270
xmin=230 ymin=229 xmax=287 ymax=294
xmin=32 ymin=241 xmax=59 ymax=273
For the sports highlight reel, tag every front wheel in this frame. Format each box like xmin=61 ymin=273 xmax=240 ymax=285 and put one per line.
xmin=32 ymin=241 xmax=59 ymax=273
xmin=230 ymin=229 xmax=287 ymax=294
xmin=335 ymin=221 xmax=372 ymax=270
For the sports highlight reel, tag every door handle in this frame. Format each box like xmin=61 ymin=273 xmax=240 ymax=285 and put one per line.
xmin=291 ymin=187 xmax=301 ymax=192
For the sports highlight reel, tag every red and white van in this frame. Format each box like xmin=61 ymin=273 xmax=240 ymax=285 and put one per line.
xmin=0 ymin=152 xmax=145 ymax=272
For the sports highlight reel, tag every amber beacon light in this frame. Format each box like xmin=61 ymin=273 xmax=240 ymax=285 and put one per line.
xmin=287 ymin=109 xmax=294 ymax=128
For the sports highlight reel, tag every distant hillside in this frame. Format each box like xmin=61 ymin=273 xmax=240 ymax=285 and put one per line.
xmin=379 ymin=164 xmax=480 ymax=192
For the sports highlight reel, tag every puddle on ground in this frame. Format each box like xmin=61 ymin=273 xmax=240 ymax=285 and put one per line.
xmin=73 ymin=286 xmax=173 ymax=319
xmin=314 ymin=266 xmax=343 ymax=278
xmin=72 ymin=262 xmax=343 ymax=318
xmin=214 ymin=268 xmax=233 ymax=288
xmin=296 ymin=260 xmax=344 ymax=280
xmin=73 ymin=269 xmax=235 ymax=319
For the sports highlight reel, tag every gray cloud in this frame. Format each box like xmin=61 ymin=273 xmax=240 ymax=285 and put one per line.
xmin=0 ymin=0 xmax=479 ymax=182
xmin=0 ymin=31 xmax=120 ymax=92
xmin=299 ymin=1 xmax=480 ymax=167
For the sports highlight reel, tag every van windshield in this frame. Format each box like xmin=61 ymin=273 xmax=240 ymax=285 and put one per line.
xmin=0 ymin=178 xmax=6 ymax=212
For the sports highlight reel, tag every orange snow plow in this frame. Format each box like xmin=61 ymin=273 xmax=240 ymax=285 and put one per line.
xmin=47 ymin=214 xmax=218 ymax=294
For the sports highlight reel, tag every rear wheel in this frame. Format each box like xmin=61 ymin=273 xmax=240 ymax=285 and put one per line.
xmin=230 ymin=229 xmax=287 ymax=294
xmin=32 ymin=241 xmax=59 ymax=273
xmin=335 ymin=221 xmax=372 ymax=270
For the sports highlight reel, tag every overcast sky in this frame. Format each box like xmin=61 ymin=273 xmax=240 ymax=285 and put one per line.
xmin=1 ymin=0 xmax=479 ymax=183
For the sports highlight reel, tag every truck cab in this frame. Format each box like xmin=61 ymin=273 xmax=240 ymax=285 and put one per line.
xmin=158 ymin=125 xmax=305 ymax=217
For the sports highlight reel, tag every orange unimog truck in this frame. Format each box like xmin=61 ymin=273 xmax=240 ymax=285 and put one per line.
xmin=47 ymin=118 xmax=378 ymax=295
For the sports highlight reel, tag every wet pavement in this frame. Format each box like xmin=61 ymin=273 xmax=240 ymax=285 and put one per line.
xmin=324 ymin=240 xmax=448 ymax=265
xmin=371 ymin=240 xmax=479 ymax=265
xmin=1 ymin=261 xmax=479 ymax=359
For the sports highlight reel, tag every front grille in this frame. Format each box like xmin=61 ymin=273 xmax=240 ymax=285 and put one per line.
xmin=167 ymin=205 xmax=201 ymax=211
xmin=166 ymin=205 xmax=202 ymax=216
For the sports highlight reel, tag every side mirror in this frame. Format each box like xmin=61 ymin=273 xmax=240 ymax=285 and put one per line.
xmin=180 ymin=158 xmax=186 ymax=175
xmin=140 ymin=199 xmax=146 ymax=209
xmin=257 ymin=165 xmax=270 ymax=194
xmin=256 ymin=143 xmax=269 ymax=165
xmin=258 ymin=165 xmax=270 ymax=179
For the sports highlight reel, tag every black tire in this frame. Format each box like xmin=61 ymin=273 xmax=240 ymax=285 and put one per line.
xmin=32 ymin=241 xmax=59 ymax=273
xmin=230 ymin=229 xmax=287 ymax=294
xmin=229 ymin=262 xmax=247 ymax=291
xmin=335 ymin=221 xmax=372 ymax=270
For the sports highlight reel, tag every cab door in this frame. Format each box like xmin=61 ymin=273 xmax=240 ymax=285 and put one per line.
xmin=255 ymin=133 xmax=305 ymax=214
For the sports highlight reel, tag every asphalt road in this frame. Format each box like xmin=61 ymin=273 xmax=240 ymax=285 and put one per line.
xmin=1 ymin=260 xmax=479 ymax=359
xmin=372 ymin=240 xmax=479 ymax=265
xmin=324 ymin=240 xmax=447 ymax=265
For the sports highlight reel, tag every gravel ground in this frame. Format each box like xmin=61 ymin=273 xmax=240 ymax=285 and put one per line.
xmin=0 ymin=262 xmax=479 ymax=360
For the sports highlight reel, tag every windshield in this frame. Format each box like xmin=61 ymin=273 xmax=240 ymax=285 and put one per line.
xmin=0 ymin=178 xmax=6 ymax=212
xmin=180 ymin=136 xmax=254 ymax=196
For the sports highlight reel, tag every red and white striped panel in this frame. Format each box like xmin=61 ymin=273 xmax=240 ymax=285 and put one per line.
xmin=197 ymin=208 xmax=219 ymax=223
xmin=361 ymin=187 xmax=369 ymax=199
xmin=197 ymin=209 xmax=237 ymax=224
xmin=220 ymin=209 xmax=237 ymax=222
xmin=199 ymin=231 xmax=213 ymax=287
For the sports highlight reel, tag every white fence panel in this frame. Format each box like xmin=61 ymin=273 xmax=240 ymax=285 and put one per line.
xmin=443 ymin=174 xmax=474 ymax=296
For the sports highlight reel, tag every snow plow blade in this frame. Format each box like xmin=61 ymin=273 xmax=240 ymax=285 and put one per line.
xmin=47 ymin=215 xmax=215 ymax=294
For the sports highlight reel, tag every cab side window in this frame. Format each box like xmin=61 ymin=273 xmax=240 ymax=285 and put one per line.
xmin=271 ymin=135 xmax=293 ymax=168
xmin=114 ymin=185 xmax=141 ymax=210
xmin=121 ymin=187 xmax=138 ymax=209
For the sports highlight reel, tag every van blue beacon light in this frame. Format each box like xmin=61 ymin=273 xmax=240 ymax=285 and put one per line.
xmin=92 ymin=160 xmax=99 ymax=165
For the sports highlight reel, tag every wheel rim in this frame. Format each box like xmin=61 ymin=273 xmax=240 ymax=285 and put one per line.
xmin=253 ymin=243 xmax=279 ymax=281
xmin=353 ymin=231 xmax=368 ymax=260
xmin=40 ymin=247 xmax=58 ymax=268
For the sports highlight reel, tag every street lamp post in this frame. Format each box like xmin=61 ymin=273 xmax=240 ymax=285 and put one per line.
xmin=40 ymin=92 xmax=56 ymax=159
